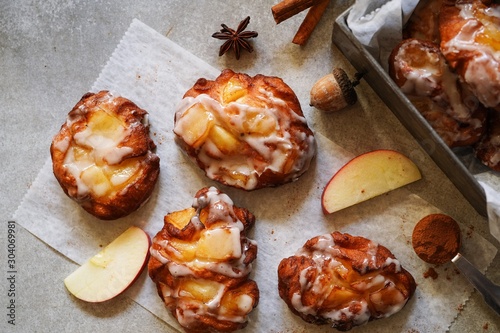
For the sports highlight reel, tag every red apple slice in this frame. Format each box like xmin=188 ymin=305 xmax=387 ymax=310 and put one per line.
xmin=64 ymin=226 xmax=150 ymax=302
xmin=322 ymin=149 xmax=421 ymax=214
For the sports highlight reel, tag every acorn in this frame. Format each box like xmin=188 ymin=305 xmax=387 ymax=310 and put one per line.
xmin=310 ymin=68 xmax=362 ymax=112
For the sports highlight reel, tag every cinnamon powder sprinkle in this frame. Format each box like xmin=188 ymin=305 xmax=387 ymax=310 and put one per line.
xmin=423 ymin=267 xmax=438 ymax=280
xmin=412 ymin=213 xmax=461 ymax=265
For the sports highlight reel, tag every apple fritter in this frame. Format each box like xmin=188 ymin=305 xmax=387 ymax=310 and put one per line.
xmin=50 ymin=90 xmax=160 ymax=220
xmin=403 ymin=0 xmax=443 ymax=44
xmin=148 ymin=187 xmax=259 ymax=333
xmin=278 ymin=232 xmax=416 ymax=331
xmin=439 ymin=0 xmax=500 ymax=110
xmin=388 ymin=38 xmax=487 ymax=148
xmin=173 ymin=69 xmax=316 ymax=191
xmin=474 ymin=109 xmax=500 ymax=171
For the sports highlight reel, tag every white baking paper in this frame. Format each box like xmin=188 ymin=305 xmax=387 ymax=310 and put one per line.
xmin=347 ymin=0 xmax=500 ymax=243
xmin=347 ymin=0 xmax=419 ymax=69
xmin=477 ymin=174 xmax=500 ymax=242
xmin=14 ymin=19 xmax=498 ymax=332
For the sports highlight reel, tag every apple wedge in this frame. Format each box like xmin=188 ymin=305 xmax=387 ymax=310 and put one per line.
xmin=322 ymin=149 xmax=421 ymax=214
xmin=64 ymin=226 xmax=150 ymax=302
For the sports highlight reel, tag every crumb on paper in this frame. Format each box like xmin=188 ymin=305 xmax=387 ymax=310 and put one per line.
xmin=406 ymin=329 xmax=421 ymax=333
xmin=466 ymin=225 xmax=475 ymax=239
xmin=423 ymin=267 xmax=438 ymax=280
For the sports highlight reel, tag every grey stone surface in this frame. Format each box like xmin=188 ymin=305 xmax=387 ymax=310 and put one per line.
xmin=1 ymin=0 xmax=499 ymax=332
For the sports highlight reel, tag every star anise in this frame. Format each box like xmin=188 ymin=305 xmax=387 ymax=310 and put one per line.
xmin=212 ymin=16 xmax=258 ymax=60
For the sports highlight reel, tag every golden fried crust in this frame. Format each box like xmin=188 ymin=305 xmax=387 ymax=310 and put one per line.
xmin=475 ymin=109 xmax=500 ymax=171
xmin=388 ymin=38 xmax=487 ymax=147
xmin=184 ymin=69 xmax=304 ymax=118
xmin=403 ymin=0 xmax=443 ymax=44
xmin=409 ymin=95 xmax=487 ymax=148
xmin=174 ymin=69 xmax=316 ymax=191
xmin=148 ymin=187 xmax=259 ymax=333
xmin=50 ymin=91 xmax=160 ymax=220
xmin=439 ymin=0 xmax=500 ymax=109
xmin=278 ymin=232 xmax=416 ymax=331
xmin=388 ymin=38 xmax=443 ymax=95
xmin=439 ymin=0 xmax=476 ymax=71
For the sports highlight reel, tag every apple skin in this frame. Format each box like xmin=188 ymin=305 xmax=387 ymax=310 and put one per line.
xmin=322 ymin=149 xmax=422 ymax=214
xmin=64 ymin=226 xmax=151 ymax=303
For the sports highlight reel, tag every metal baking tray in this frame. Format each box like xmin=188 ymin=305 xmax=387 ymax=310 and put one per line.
xmin=332 ymin=7 xmax=487 ymax=217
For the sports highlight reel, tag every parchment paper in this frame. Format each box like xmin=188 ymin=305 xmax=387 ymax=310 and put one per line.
xmin=347 ymin=0 xmax=419 ymax=69
xmin=347 ymin=0 xmax=500 ymax=243
xmin=14 ymin=19 xmax=497 ymax=332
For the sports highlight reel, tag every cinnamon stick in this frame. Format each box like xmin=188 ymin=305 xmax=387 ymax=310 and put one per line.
xmin=271 ymin=0 xmax=321 ymax=24
xmin=292 ymin=0 xmax=330 ymax=45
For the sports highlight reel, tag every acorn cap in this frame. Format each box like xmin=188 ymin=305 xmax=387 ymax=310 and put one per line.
xmin=332 ymin=68 xmax=357 ymax=106
xmin=310 ymin=67 xmax=359 ymax=112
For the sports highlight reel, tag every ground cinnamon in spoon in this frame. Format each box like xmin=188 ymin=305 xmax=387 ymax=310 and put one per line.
xmin=412 ymin=213 xmax=461 ymax=265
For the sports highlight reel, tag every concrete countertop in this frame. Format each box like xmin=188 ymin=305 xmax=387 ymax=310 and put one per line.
xmin=1 ymin=0 xmax=499 ymax=332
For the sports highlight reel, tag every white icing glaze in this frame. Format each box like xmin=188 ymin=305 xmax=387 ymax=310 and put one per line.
xmin=442 ymin=2 xmax=500 ymax=108
xmin=362 ymin=239 xmax=379 ymax=274
xmin=491 ymin=150 xmax=500 ymax=165
xmin=150 ymin=187 xmax=257 ymax=327
xmin=351 ymin=274 xmax=386 ymax=292
xmin=395 ymin=39 xmax=475 ymax=122
xmin=175 ymin=301 xmax=199 ymax=328
xmin=396 ymin=40 xmax=442 ymax=96
xmin=384 ymin=257 xmax=401 ymax=273
xmin=291 ymin=233 xmax=408 ymax=327
xmin=205 ymin=283 xmax=226 ymax=310
xmin=290 ymin=292 xmax=315 ymax=316
xmin=52 ymin=136 xmax=70 ymax=152
xmin=75 ymin=133 xmax=133 ymax=165
xmin=174 ymin=92 xmax=315 ymax=190
xmin=369 ymin=281 xmax=406 ymax=318
xmin=234 ymin=294 xmax=253 ymax=314
xmin=174 ymin=288 xmax=250 ymax=328
xmin=168 ymin=261 xmax=195 ymax=277
xmin=322 ymin=300 xmax=371 ymax=327
xmin=192 ymin=186 xmax=243 ymax=230
xmin=491 ymin=133 xmax=500 ymax=146
xmin=58 ymin=92 xmax=144 ymax=198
